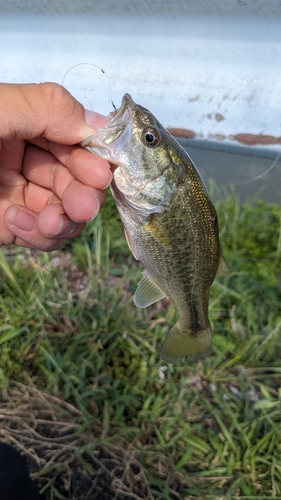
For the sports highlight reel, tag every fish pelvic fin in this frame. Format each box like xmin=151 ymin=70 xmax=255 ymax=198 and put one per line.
xmin=134 ymin=272 xmax=166 ymax=308
xmin=159 ymin=322 xmax=212 ymax=364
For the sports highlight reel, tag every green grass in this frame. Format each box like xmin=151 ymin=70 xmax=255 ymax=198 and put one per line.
xmin=0 ymin=188 xmax=281 ymax=499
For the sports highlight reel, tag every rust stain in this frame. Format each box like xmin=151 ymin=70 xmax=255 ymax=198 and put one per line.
xmin=188 ymin=95 xmax=200 ymax=102
xmin=168 ymin=128 xmax=281 ymax=146
xmin=167 ymin=128 xmax=196 ymax=139
xmin=215 ymin=113 xmax=224 ymax=122
xmin=232 ymin=133 xmax=281 ymax=146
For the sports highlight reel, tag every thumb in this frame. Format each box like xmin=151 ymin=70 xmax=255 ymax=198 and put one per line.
xmin=0 ymin=82 xmax=105 ymax=145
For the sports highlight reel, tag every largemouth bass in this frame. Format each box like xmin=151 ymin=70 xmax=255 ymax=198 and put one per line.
xmin=81 ymin=94 xmax=229 ymax=364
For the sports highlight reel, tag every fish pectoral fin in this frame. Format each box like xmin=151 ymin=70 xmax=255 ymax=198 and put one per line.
xmin=159 ymin=322 xmax=212 ymax=364
xmin=216 ymin=253 xmax=231 ymax=277
xmin=134 ymin=272 xmax=166 ymax=308
xmin=144 ymin=219 xmax=174 ymax=248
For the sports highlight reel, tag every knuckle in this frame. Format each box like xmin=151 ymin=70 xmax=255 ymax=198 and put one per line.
xmin=38 ymin=82 xmax=69 ymax=103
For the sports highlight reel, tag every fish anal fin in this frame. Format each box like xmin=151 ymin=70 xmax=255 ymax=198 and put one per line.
xmin=159 ymin=322 xmax=212 ymax=364
xmin=134 ymin=272 xmax=166 ymax=308
xmin=216 ymin=253 xmax=231 ymax=277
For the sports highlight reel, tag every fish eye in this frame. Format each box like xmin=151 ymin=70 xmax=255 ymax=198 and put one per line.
xmin=142 ymin=128 xmax=160 ymax=147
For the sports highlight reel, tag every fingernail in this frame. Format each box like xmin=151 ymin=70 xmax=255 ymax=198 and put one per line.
xmin=51 ymin=220 xmax=76 ymax=237
xmin=10 ymin=208 xmax=37 ymax=231
xmin=84 ymin=109 xmax=109 ymax=128
xmin=86 ymin=195 xmax=100 ymax=222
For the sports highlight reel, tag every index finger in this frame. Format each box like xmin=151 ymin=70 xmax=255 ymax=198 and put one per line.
xmin=0 ymin=82 xmax=105 ymax=144
xmin=28 ymin=139 xmax=112 ymax=191
xmin=30 ymin=109 xmax=112 ymax=190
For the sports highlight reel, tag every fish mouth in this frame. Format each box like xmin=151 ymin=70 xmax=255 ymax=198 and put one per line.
xmin=108 ymin=93 xmax=135 ymax=129
xmin=80 ymin=94 xmax=136 ymax=161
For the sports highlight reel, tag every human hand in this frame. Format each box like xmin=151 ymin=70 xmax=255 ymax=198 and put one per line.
xmin=0 ymin=82 xmax=112 ymax=251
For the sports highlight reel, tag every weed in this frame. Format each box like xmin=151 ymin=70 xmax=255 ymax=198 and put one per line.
xmin=0 ymin=190 xmax=280 ymax=499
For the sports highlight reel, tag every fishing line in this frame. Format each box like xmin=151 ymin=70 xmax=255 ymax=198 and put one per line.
xmin=231 ymin=150 xmax=281 ymax=187
xmin=61 ymin=62 xmax=116 ymax=111
xmin=220 ymin=150 xmax=281 ymax=191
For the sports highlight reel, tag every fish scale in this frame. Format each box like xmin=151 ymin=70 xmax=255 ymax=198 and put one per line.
xmin=81 ymin=94 xmax=230 ymax=364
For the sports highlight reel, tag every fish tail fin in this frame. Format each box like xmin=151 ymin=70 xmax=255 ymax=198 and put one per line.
xmin=159 ymin=322 xmax=212 ymax=364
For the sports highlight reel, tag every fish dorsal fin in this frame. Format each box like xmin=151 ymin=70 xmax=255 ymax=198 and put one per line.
xmin=134 ymin=272 xmax=166 ymax=308
xmin=216 ymin=254 xmax=231 ymax=277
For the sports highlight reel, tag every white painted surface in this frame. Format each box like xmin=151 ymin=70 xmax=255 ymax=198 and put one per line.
xmin=0 ymin=0 xmax=281 ymax=141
